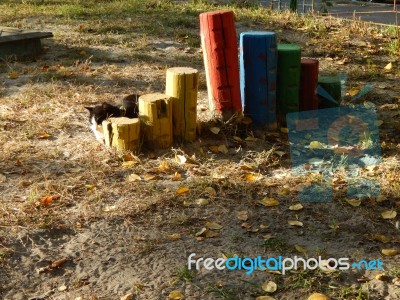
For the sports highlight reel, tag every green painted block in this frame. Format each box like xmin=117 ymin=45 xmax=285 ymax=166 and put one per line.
xmin=318 ymin=75 xmax=341 ymax=108
xmin=277 ymin=44 xmax=301 ymax=124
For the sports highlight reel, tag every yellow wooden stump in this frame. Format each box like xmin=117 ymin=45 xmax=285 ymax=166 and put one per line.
xmin=102 ymin=117 xmax=140 ymax=152
xmin=165 ymin=67 xmax=198 ymax=142
xmin=138 ymin=93 xmax=173 ymax=149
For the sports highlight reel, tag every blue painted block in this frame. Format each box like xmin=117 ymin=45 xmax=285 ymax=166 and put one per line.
xmin=240 ymin=32 xmax=277 ymax=128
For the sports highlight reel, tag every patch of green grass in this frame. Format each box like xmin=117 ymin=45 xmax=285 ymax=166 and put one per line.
xmin=337 ymin=284 xmax=369 ymax=300
xmin=263 ymin=237 xmax=291 ymax=253
xmin=176 ymin=266 xmax=197 ymax=283
xmin=206 ymin=283 xmax=240 ymax=300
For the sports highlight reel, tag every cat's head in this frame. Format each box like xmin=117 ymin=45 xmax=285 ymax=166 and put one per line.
xmin=85 ymin=102 xmax=121 ymax=125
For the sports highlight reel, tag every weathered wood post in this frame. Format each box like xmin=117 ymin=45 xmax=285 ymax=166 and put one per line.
xmin=165 ymin=67 xmax=198 ymax=142
xmin=102 ymin=117 xmax=140 ymax=152
xmin=277 ymin=44 xmax=301 ymax=125
xmin=300 ymin=58 xmax=319 ymax=111
xmin=240 ymin=31 xmax=277 ymax=129
xmin=199 ymin=10 xmax=242 ymax=119
xmin=138 ymin=93 xmax=173 ymax=149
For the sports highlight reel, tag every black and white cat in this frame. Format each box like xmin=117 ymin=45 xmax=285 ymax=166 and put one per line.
xmin=85 ymin=94 xmax=139 ymax=142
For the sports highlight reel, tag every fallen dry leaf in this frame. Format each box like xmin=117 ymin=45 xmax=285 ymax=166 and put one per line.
xmin=381 ymin=249 xmax=400 ymax=256
xmin=176 ymin=187 xmax=189 ymax=195
xmin=367 ymin=234 xmax=390 ymax=243
xmin=218 ymin=144 xmax=229 ymax=154
xmin=167 ymin=233 xmax=181 ymax=240
xmin=172 ymin=172 xmax=182 ymax=181
xmin=205 ymin=221 xmax=223 ymax=230
xmin=346 ymin=198 xmax=362 ymax=207
xmin=210 ymin=127 xmax=220 ymax=134
xmin=288 ymin=220 xmax=304 ymax=227
xmin=175 ymin=154 xmax=187 ymax=164
xmin=295 ymin=244 xmax=308 ymax=257
xmin=256 ymin=296 xmax=276 ymax=300
xmin=236 ymin=210 xmax=249 ymax=221
xmin=243 ymin=173 xmax=263 ymax=182
xmin=8 ymin=72 xmax=19 ymax=79
xmin=127 ymin=174 xmax=141 ymax=182
xmin=307 ymin=293 xmax=330 ymax=300
xmin=381 ymin=210 xmax=397 ymax=219
xmin=289 ymin=203 xmax=303 ymax=211
xmin=204 ymin=187 xmax=217 ymax=197
xmin=384 ymin=62 xmax=392 ymax=70
xmin=258 ymin=197 xmax=279 ymax=207
xmin=36 ymin=131 xmax=52 ymax=139
xmin=241 ymin=116 xmax=253 ymax=125
xmin=261 ymin=280 xmax=277 ymax=293
xmin=168 ymin=290 xmax=183 ymax=300
xmin=195 ymin=198 xmax=209 ymax=206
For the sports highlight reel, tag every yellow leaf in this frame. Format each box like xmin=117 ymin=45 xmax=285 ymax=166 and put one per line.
xmin=368 ymin=234 xmax=390 ymax=243
xmin=36 ymin=131 xmax=51 ymax=139
xmin=204 ymin=187 xmax=217 ymax=197
xmin=127 ymin=174 xmax=142 ymax=182
xmin=263 ymin=234 xmax=274 ymax=241
xmin=309 ymin=141 xmax=324 ymax=149
xmin=256 ymin=295 xmax=276 ymax=300
xmin=346 ymin=198 xmax=362 ymax=207
xmin=195 ymin=198 xmax=209 ymax=206
xmin=205 ymin=221 xmax=223 ymax=230
xmin=384 ymin=62 xmax=392 ymax=70
xmin=158 ymin=160 xmax=170 ymax=171
xmin=289 ymin=203 xmax=303 ymax=211
xmin=244 ymin=173 xmax=263 ymax=182
xmin=280 ymin=127 xmax=289 ymax=133
xmin=195 ymin=228 xmax=207 ymax=237
xmin=122 ymin=161 xmax=137 ymax=168
xmin=102 ymin=205 xmax=117 ymax=212
xmin=288 ymin=220 xmax=304 ymax=227
xmin=144 ymin=174 xmax=158 ymax=181
xmin=348 ymin=87 xmax=360 ymax=97
xmin=175 ymin=155 xmax=187 ymax=164
xmin=278 ymin=188 xmax=290 ymax=196
xmin=85 ymin=184 xmax=96 ymax=190
xmin=295 ymin=244 xmax=308 ymax=257
xmin=172 ymin=172 xmax=182 ymax=181
xmin=381 ymin=249 xmax=400 ymax=256
xmin=80 ymin=50 xmax=87 ymax=56
xmin=218 ymin=144 xmax=228 ymax=154
xmin=167 ymin=233 xmax=181 ymax=240
xmin=261 ymin=280 xmax=277 ymax=293
xmin=236 ymin=210 xmax=249 ymax=221
xmin=307 ymin=293 xmax=330 ymax=300
xmin=210 ymin=127 xmax=220 ymax=134
xmin=274 ymin=150 xmax=285 ymax=157
xmin=168 ymin=290 xmax=183 ymax=300
xmin=381 ymin=210 xmax=397 ymax=219
xmin=176 ymin=187 xmax=189 ymax=195
xmin=233 ymin=136 xmax=243 ymax=142
xmin=240 ymin=164 xmax=254 ymax=171
xmin=8 ymin=72 xmax=19 ymax=79
xmin=245 ymin=136 xmax=258 ymax=142
xmin=258 ymin=197 xmax=279 ymax=207
xmin=205 ymin=230 xmax=220 ymax=238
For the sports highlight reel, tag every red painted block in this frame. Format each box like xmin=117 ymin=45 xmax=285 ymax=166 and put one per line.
xmin=300 ymin=58 xmax=319 ymax=111
xmin=200 ymin=10 xmax=242 ymax=117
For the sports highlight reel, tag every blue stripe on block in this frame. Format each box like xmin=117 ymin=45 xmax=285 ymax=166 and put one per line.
xmin=240 ymin=31 xmax=277 ymax=127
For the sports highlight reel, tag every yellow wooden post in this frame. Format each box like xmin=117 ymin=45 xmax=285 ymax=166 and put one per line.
xmin=165 ymin=67 xmax=198 ymax=142
xmin=138 ymin=93 xmax=173 ymax=149
xmin=102 ymin=117 xmax=140 ymax=152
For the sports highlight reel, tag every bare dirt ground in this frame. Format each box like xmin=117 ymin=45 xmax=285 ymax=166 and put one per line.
xmin=0 ymin=1 xmax=400 ymax=299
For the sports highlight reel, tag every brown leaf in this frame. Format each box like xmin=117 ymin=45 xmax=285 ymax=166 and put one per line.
xmin=236 ymin=210 xmax=249 ymax=221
